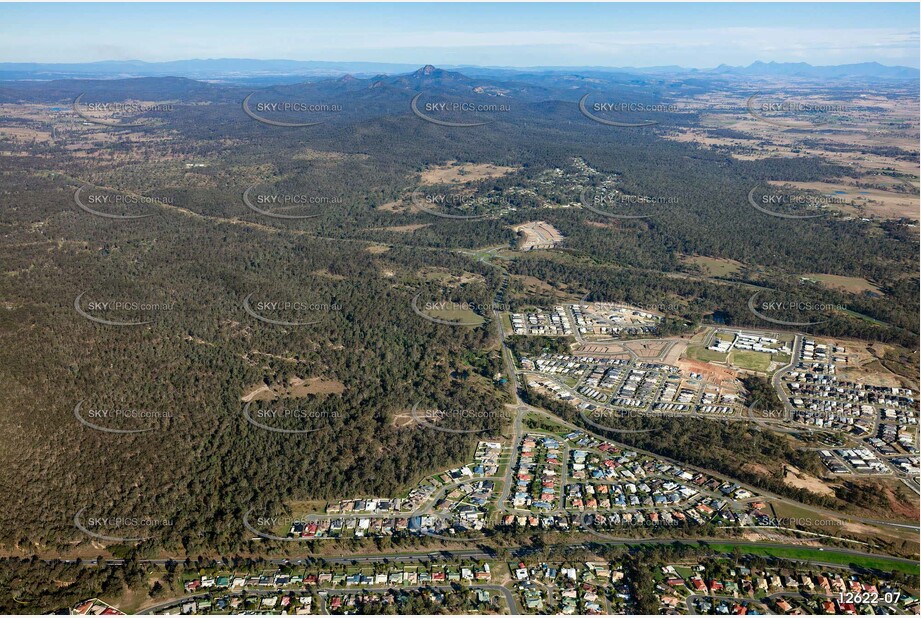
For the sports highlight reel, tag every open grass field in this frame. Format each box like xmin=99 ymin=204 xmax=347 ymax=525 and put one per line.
xmin=730 ymin=350 xmax=773 ymax=372
xmin=682 ymin=255 xmax=743 ymax=278
xmin=803 ymin=273 xmax=883 ymax=296
xmin=524 ymin=412 xmax=573 ymax=435
xmin=783 ymin=180 xmax=919 ymax=221
xmin=622 ymin=538 xmax=919 ymax=575
xmin=685 ymin=344 xmax=728 ymax=363
xmin=426 ymin=308 xmax=486 ymax=325
xmin=702 ymin=544 xmax=920 ymax=576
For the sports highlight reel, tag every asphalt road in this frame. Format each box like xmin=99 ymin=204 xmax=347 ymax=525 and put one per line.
xmin=137 ymin=583 xmax=519 ymax=615
xmin=130 ymin=539 xmax=917 ymax=615
xmin=521 ymin=401 xmax=920 ymax=533
xmin=72 ymin=534 xmax=918 ymax=571
xmin=50 ymin=251 xmax=919 ymax=600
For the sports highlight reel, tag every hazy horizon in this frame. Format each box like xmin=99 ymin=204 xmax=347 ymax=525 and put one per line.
xmin=2 ymin=3 xmax=919 ymax=68
xmin=2 ymin=58 xmax=919 ymax=71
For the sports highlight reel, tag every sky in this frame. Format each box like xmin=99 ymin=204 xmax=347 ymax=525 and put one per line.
xmin=1 ymin=3 xmax=918 ymax=68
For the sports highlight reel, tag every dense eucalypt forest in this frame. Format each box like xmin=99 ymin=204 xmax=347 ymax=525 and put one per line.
xmin=0 ymin=66 xmax=917 ymax=562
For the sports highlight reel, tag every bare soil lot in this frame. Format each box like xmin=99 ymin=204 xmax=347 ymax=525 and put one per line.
xmin=574 ymin=342 xmax=630 ymax=360
xmin=624 ymin=339 xmax=670 ymax=359
xmin=814 ymin=337 xmax=911 ymax=388
xmin=677 ymin=357 xmax=739 ymax=388
xmin=372 ymin=223 xmax=431 ymax=233
xmin=241 ymin=377 xmax=346 ymax=402
xmin=783 ymin=464 xmax=835 ymax=497
xmin=514 ymin=221 xmax=564 ymax=251
xmin=419 ymin=161 xmax=517 ymax=185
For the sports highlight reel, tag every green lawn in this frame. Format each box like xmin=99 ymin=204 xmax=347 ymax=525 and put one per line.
xmin=524 ymin=413 xmax=571 ymax=435
xmin=730 ymin=350 xmax=772 ymax=372
xmin=686 ymin=345 xmax=728 ymax=363
xmin=703 ymin=544 xmax=919 ymax=576
xmin=425 ymin=308 xmax=485 ymax=325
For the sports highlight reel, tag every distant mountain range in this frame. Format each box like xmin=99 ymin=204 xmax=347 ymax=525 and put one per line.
xmin=0 ymin=58 xmax=917 ymax=83
xmin=709 ymin=60 xmax=918 ymax=80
